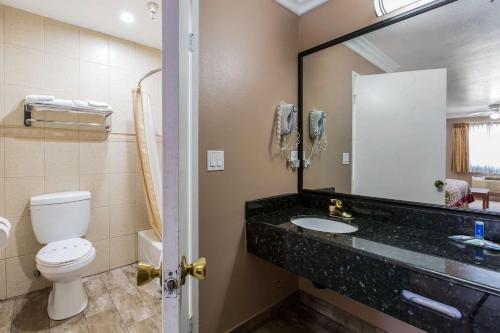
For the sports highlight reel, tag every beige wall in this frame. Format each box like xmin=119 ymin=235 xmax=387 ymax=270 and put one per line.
xmin=303 ymin=44 xmax=382 ymax=192
xmin=199 ymin=1 xmax=299 ymax=332
xmin=0 ymin=6 xmax=161 ymax=299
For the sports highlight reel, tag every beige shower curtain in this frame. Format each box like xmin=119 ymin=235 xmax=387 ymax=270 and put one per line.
xmin=133 ymin=87 xmax=162 ymax=239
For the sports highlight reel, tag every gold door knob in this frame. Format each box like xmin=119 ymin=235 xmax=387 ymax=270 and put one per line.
xmin=137 ymin=262 xmax=162 ymax=287
xmin=180 ymin=256 xmax=206 ymax=286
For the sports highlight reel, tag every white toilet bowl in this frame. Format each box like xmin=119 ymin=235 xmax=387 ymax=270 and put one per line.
xmin=30 ymin=191 xmax=94 ymax=320
xmin=36 ymin=237 xmax=95 ymax=320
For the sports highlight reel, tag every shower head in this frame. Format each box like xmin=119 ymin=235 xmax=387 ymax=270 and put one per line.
xmin=147 ymin=2 xmax=159 ymax=20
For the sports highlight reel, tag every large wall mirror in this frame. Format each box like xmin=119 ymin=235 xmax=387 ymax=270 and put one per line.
xmin=299 ymin=0 xmax=500 ymax=213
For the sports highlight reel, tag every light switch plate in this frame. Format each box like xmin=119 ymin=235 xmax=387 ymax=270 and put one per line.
xmin=207 ymin=150 xmax=224 ymax=171
xmin=342 ymin=153 xmax=350 ymax=165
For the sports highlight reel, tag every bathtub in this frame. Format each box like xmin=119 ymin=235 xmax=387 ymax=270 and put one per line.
xmin=138 ymin=229 xmax=162 ymax=267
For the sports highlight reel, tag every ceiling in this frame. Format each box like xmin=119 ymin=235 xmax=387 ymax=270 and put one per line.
xmin=273 ymin=0 xmax=328 ymax=15
xmin=351 ymin=0 xmax=500 ymax=117
xmin=0 ymin=0 xmax=162 ymax=49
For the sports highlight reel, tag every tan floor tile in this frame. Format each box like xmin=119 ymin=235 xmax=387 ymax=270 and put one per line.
xmin=108 ymin=284 xmax=153 ymax=326
xmin=127 ymin=315 xmax=161 ymax=333
xmin=120 ymin=264 xmax=161 ymax=317
xmin=85 ymin=309 xmax=127 ymax=333
xmin=98 ymin=269 xmax=131 ymax=291
xmin=11 ymin=289 xmax=50 ymax=333
xmin=50 ymin=313 xmax=88 ymax=333
xmin=0 ymin=299 xmax=14 ymax=333
xmin=82 ymin=276 xmax=114 ymax=318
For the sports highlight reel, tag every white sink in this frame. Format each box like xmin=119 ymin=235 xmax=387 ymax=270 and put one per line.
xmin=291 ymin=217 xmax=358 ymax=234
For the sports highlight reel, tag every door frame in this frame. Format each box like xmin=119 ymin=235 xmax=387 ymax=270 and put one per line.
xmin=162 ymin=0 xmax=199 ymax=332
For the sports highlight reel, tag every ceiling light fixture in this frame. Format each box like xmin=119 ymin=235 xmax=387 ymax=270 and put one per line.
xmin=489 ymin=104 xmax=500 ymax=120
xmin=120 ymin=12 xmax=135 ymax=24
xmin=147 ymin=2 xmax=159 ymax=20
xmin=374 ymin=0 xmax=435 ymax=17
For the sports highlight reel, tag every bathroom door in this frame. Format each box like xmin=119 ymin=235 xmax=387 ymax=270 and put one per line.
xmin=352 ymin=69 xmax=447 ymax=205
xmin=163 ymin=0 xmax=202 ymax=332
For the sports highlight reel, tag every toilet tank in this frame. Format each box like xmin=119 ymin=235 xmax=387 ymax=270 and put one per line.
xmin=30 ymin=191 xmax=91 ymax=244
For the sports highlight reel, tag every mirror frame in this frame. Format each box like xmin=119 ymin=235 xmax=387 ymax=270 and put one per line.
xmin=297 ymin=0 xmax=500 ymax=218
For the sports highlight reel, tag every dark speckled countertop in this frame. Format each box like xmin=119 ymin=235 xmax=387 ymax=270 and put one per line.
xmin=246 ymin=194 xmax=500 ymax=332
xmin=248 ymin=205 xmax=500 ymax=294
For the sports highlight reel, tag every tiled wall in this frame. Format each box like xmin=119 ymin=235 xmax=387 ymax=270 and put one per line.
xmin=0 ymin=6 xmax=162 ymax=299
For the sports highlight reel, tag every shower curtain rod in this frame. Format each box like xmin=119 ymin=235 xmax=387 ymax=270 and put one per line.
xmin=138 ymin=67 xmax=162 ymax=86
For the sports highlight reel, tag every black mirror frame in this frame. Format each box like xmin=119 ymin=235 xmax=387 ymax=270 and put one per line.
xmin=297 ymin=0 xmax=500 ymax=219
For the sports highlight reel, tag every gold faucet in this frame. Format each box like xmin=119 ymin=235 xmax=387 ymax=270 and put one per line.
xmin=328 ymin=199 xmax=353 ymax=220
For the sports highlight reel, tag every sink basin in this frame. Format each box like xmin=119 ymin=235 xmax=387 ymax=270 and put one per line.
xmin=291 ymin=217 xmax=358 ymax=234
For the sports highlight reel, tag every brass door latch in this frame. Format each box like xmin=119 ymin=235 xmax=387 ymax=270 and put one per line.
xmin=180 ymin=256 xmax=207 ymax=286
xmin=137 ymin=262 xmax=162 ymax=287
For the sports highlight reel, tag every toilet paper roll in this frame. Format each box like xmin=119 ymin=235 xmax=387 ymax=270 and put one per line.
xmin=0 ymin=217 xmax=11 ymax=249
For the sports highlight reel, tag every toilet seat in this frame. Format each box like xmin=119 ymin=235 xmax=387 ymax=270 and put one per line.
xmin=36 ymin=238 xmax=95 ymax=274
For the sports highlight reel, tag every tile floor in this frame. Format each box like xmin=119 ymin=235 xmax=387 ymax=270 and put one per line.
xmin=0 ymin=263 xmax=161 ymax=333
xmin=250 ymin=303 xmax=353 ymax=333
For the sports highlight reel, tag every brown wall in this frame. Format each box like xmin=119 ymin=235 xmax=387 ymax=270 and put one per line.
xmin=298 ymin=0 xmax=425 ymax=51
xmin=299 ymin=0 xmax=381 ymax=51
xmin=199 ymin=1 xmax=299 ymax=332
xmin=302 ymin=44 xmax=383 ymax=192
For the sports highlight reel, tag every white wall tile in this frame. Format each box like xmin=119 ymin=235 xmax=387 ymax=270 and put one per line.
xmin=79 ymin=141 xmax=108 ymax=174
xmin=4 ymin=7 xmax=44 ymax=50
xmin=109 ymin=173 xmax=136 ymax=205
xmin=107 ymin=141 xmax=137 ymax=173
xmin=44 ymin=175 xmax=79 ymax=193
xmin=86 ymin=206 xmax=110 ymax=242
xmin=79 ymin=30 xmax=108 ymax=65
xmin=110 ymin=234 xmax=137 ymax=269
xmin=79 ymin=61 xmax=109 ymax=102
xmin=83 ymin=239 xmax=109 ymax=277
xmin=44 ymin=19 xmax=79 ymax=58
xmin=109 ymin=38 xmax=136 ymax=71
xmin=5 ymin=45 xmax=44 ymax=88
xmin=3 ymin=84 xmax=44 ymax=127
xmin=0 ymin=7 xmax=161 ymax=299
xmin=6 ymin=215 xmax=41 ymax=258
xmin=79 ymin=173 xmax=109 ymax=208
xmin=0 ymin=260 xmax=5 ymax=300
xmin=109 ymin=203 xmax=136 ymax=237
xmin=44 ymin=140 xmax=79 ymax=176
xmin=6 ymin=254 xmax=46 ymax=298
xmin=5 ymin=177 xmax=44 ymax=217
xmin=44 ymin=53 xmax=79 ymax=94
xmin=5 ymin=137 xmax=44 ymax=177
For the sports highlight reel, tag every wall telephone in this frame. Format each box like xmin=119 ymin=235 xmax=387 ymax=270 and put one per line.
xmin=305 ymin=110 xmax=327 ymax=167
xmin=275 ymin=101 xmax=300 ymax=169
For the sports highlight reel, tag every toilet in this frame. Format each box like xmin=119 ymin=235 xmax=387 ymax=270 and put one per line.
xmin=30 ymin=191 xmax=95 ymax=320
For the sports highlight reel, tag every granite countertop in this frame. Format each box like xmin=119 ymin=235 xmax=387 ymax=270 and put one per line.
xmin=247 ymin=205 xmax=500 ymax=295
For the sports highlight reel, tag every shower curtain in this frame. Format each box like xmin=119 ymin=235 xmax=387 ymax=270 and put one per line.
xmin=132 ymin=87 xmax=162 ymax=239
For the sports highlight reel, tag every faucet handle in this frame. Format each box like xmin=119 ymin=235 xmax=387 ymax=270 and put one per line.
xmin=330 ymin=199 xmax=343 ymax=208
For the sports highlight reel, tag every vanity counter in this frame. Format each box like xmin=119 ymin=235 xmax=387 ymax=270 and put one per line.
xmin=246 ymin=194 xmax=500 ymax=333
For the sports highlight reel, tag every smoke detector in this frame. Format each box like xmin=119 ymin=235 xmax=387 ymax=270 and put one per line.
xmin=147 ymin=2 xmax=159 ymax=20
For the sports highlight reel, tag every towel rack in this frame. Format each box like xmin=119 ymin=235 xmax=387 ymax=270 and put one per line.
xmin=24 ymin=101 xmax=113 ymax=132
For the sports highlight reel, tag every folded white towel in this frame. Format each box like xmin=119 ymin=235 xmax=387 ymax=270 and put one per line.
xmin=87 ymin=100 xmax=109 ymax=108
xmin=36 ymin=99 xmax=76 ymax=109
xmin=26 ymin=95 xmax=55 ymax=103
xmin=73 ymin=100 xmax=88 ymax=108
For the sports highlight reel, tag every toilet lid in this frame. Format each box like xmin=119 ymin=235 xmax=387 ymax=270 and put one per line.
xmin=37 ymin=238 xmax=93 ymax=266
